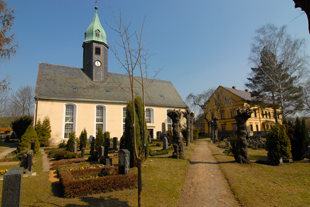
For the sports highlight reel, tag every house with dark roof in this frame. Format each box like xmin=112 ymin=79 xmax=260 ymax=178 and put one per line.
xmin=34 ymin=6 xmax=186 ymax=145
xmin=203 ymin=86 xmax=281 ymax=138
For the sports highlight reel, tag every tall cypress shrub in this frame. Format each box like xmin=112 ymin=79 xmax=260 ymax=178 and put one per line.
xmin=66 ymin=132 xmax=76 ymax=152
xmin=17 ymin=125 xmax=40 ymax=152
xmin=79 ymin=129 xmax=87 ymax=150
xmin=41 ymin=116 xmax=51 ymax=146
xmin=95 ymin=127 xmax=104 ymax=151
xmin=292 ymin=118 xmax=309 ymax=160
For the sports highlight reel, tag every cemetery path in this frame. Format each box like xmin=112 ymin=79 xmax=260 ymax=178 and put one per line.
xmin=0 ymin=147 xmax=17 ymax=159
xmin=178 ymin=139 xmax=240 ymax=207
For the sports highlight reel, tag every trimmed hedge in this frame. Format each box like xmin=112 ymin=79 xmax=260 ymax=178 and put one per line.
xmin=59 ymin=167 xmax=138 ymax=197
xmin=53 ymin=151 xmax=76 ymax=160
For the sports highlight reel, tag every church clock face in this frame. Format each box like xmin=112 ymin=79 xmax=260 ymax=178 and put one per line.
xmin=94 ymin=60 xmax=101 ymax=67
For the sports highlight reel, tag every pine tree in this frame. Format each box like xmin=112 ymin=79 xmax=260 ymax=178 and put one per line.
xmin=95 ymin=127 xmax=104 ymax=151
xmin=79 ymin=128 xmax=87 ymax=150
xmin=35 ymin=119 xmax=43 ymax=146
xmin=17 ymin=125 xmax=40 ymax=152
xmin=41 ymin=116 xmax=51 ymax=146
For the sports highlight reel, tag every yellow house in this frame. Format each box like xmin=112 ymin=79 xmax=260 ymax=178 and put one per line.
xmin=34 ymin=7 xmax=187 ymax=146
xmin=204 ymin=86 xmax=281 ymax=137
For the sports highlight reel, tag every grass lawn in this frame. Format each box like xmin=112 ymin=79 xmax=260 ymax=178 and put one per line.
xmin=0 ymin=142 xmax=195 ymax=207
xmin=209 ymin=141 xmax=310 ymax=207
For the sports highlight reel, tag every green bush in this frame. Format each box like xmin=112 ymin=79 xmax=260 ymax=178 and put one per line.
xmin=266 ymin=123 xmax=291 ymax=165
xmin=104 ymin=131 xmax=110 ymax=139
xmin=66 ymin=132 xmax=76 ymax=152
xmin=53 ymin=151 xmax=77 ymax=160
xmin=58 ymin=142 xmax=66 ymax=148
xmin=17 ymin=125 xmax=40 ymax=152
xmin=35 ymin=116 xmax=51 ymax=147
xmin=229 ymin=132 xmax=238 ymax=155
xmin=79 ymin=129 xmax=87 ymax=150
xmin=11 ymin=116 xmax=33 ymax=139
xmin=193 ymin=127 xmax=199 ymax=140
xmin=149 ymin=149 xmax=169 ymax=156
xmin=95 ymin=127 xmax=104 ymax=150
xmin=156 ymin=143 xmax=162 ymax=147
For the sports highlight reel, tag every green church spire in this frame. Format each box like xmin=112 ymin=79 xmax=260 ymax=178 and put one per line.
xmin=84 ymin=6 xmax=108 ymax=46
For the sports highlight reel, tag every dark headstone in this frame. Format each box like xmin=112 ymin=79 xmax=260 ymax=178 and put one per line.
xmin=225 ymin=141 xmax=229 ymax=148
xmin=81 ymin=147 xmax=85 ymax=159
xmin=27 ymin=152 xmax=32 ymax=172
xmin=162 ymin=122 xmax=166 ymax=133
xmin=91 ymin=138 xmax=95 ymax=156
xmin=104 ymin=138 xmax=110 ymax=157
xmin=100 ymin=157 xmax=112 ymax=165
xmin=31 ymin=141 xmax=35 ymax=154
xmin=119 ymin=149 xmax=130 ymax=174
xmin=148 ymin=135 xmax=151 ymax=144
xmin=113 ymin=137 xmax=118 ymax=150
xmin=74 ymin=141 xmax=77 ymax=154
xmin=2 ymin=167 xmax=24 ymax=207
xmin=88 ymin=135 xmax=94 ymax=146
xmin=99 ymin=146 xmax=104 ymax=158
xmin=163 ymin=137 xmax=168 ymax=150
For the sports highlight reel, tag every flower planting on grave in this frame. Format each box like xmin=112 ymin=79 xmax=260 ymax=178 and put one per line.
xmin=59 ymin=165 xmax=138 ymax=197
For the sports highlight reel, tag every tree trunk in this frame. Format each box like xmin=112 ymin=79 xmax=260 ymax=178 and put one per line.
xmin=137 ymin=158 xmax=142 ymax=207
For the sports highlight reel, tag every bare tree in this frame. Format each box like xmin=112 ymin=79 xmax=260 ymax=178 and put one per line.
xmin=108 ymin=9 xmax=159 ymax=207
xmin=249 ymin=24 xmax=308 ymax=118
xmin=8 ymin=85 xmax=34 ymax=117
xmin=303 ymin=79 xmax=310 ymax=114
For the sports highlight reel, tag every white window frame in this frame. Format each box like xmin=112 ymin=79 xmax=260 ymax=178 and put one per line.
xmin=62 ymin=103 xmax=78 ymax=140
xmin=145 ymin=107 xmax=155 ymax=124
xmin=94 ymin=105 xmax=107 ymax=135
xmin=122 ymin=106 xmax=126 ymax=135
xmin=166 ymin=109 xmax=173 ymax=131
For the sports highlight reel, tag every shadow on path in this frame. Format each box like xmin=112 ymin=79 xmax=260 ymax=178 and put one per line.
xmin=65 ymin=196 xmax=131 ymax=207
xmin=188 ymin=159 xmax=235 ymax=165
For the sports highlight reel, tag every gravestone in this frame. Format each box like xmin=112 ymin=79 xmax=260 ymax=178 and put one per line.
xmin=81 ymin=147 xmax=85 ymax=159
xmin=156 ymin=131 xmax=161 ymax=140
xmin=99 ymin=146 xmax=104 ymax=158
xmin=88 ymin=135 xmax=94 ymax=146
xmin=104 ymin=138 xmax=110 ymax=157
xmin=148 ymin=135 xmax=151 ymax=144
xmin=162 ymin=122 xmax=166 ymax=134
xmin=74 ymin=142 xmax=77 ymax=154
xmin=31 ymin=141 xmax=36 ymax=154
xmin=163 ymin=137 xmax=168 ymax=150
xmin=2 ymin=167 xmax=24 ymax=207
xmin=91 ymin=138 xmax=95 ymax=156
xmin=27 ymin=152 xmax=32 ymax=172
xmin=118 ymin=149 xmax=130 ymax=174
xmin=113 ymin=137 xmax=118 ymax=150
xmin=225 ymin=141 xmax=229 ymax=148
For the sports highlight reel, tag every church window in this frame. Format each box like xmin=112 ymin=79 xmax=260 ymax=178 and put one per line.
xmin=220 ymin=110 xmax=225 ymax=119
xmin=95 ymin=29 xmax=100 ymax=37
xmin=146 ymin=108 xmax=154 ymax=124
xmin=96 ymin=106 xmax=104 ymax=132
xmin=230 ymin=109 xmax=235 ymax=118
xmin=167 ymin=110 xmax=172 ymax=131
xmin=123 ymin=107 xmax=126 ymax=133
xmin=64 ymin=104 xmax=75 ymax=138
xmin=95 ymin=47 xmax=101 ymax=55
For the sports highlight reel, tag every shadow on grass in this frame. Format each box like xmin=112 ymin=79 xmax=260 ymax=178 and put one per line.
xmin=65 ymin=196 xmax=131 ymax=207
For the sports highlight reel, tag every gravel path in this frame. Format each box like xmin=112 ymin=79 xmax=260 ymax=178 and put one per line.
xmin=178 ymin=139 xmax=240 ymax=207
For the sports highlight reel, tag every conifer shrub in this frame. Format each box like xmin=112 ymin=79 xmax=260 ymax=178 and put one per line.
xmin=53 ymin=151 xmax=76 ymax=160
xmin=266 ymin=123 xmax=291 ymax=165
xmin=120 ymin=135 xmax=125 ymax=149
xmin=95 ymin=127 xmax=104 ymax=150
xmin=17 ymin=125 xmax=40 ymax=152
xmin=11 ymin=116 xmax=33 ymax=139
xmin=193 ymin=127 xmax=199 ymax=140
xmin=79 ymin=129 xmax=87 ymax=150
xmin=66 ymin=132 xmax=76 ymax=152
xmin=35 ymin=116 xmax=51 ymax=147
xmin=291 ymin=118 xmax=309 ymax=161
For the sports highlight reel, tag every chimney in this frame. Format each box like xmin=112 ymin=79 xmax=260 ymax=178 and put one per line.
xmin=245 ymin=89 xmax=249 ymax=92
xmin=232 ymin=86 xmax=236 ymax=89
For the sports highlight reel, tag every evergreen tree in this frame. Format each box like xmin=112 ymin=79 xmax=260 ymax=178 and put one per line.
xmin=35 ymin=119 xmax=43 ymax=146
xmin=11 ymin=115 xmax=33 ymax=138
xmin=41 ymin=116 xmax=51 ymax=146
xmin=17 ymin=125 xmax=40 ymax=152
xmin=124 ymin=96 xmax=149 ymax=167
xmin=266 ymin=123 xmax=291 ymax=165
xmin=292 ymin=118 xmax=309 ymax=160
xmin=79 ymin=128 xmax=87 ymax=150
xmin=95 ymin=127 xmax=104 ymax=151
xmin=66 ymin=132 xmax=76 ymax=152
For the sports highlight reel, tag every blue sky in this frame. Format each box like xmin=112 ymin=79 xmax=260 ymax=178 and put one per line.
xmin=3 ymin=0 xmax=310 ymax=104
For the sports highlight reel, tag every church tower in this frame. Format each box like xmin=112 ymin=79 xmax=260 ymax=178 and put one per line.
xmin=82 ymin=6 xmax=108 ymax=82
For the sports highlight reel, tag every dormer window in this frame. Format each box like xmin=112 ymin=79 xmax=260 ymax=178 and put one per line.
xmin=95 ymin=29 xmax=100 ymax=37
xmin=95 ymin=47 xmax=101 ymax=55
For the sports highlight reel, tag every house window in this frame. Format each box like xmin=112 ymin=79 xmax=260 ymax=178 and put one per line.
xmin=64 ymin=105 xmax=75 ymax=138
xmin=222 ymin=125 xmax=226 ymax=131
xmin=250 ymin=123 xmax=253 ymax=131
xmin=146 ymin=108 xmax=154 ymax=123
xmin=268 ymin=112 xmax=271 ymax=118
xmin=96 ymin=106 xmax=104 ymax=131
xmin=220 ymin=110 xmax=225 ymax=119
xmin=215 ymin=100 xmax=219 ymax=105
xmin=232 ymin=124 xmax=237 ymax=131
xmin=254 ymin=109 xmax=257 ymax=117
xmin=256 ymin=123 xmax=259 ymax=131
xmin=95 ymin=47 xmax=101 ymax=55
xmin=230 ymin=109 xmax=235 ymax=118
xmin=167 ymin=112 xmax=172 ymax=131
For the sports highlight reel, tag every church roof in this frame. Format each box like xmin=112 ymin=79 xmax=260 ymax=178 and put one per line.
xmin=35 ymin=63 xmax=187 ymax=108
xmin=83 ymin=7 xmax=108 ymax=46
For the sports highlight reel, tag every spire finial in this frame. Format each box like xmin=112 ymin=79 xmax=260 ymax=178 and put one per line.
xmin=95 ymin=0 xmax=98 ymax=10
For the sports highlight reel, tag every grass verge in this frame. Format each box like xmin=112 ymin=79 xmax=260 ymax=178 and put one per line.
xmin=0 ymin=143 xmax=195 ymax=206
xmin=209 ymin=142 xmax=310 ymax=207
